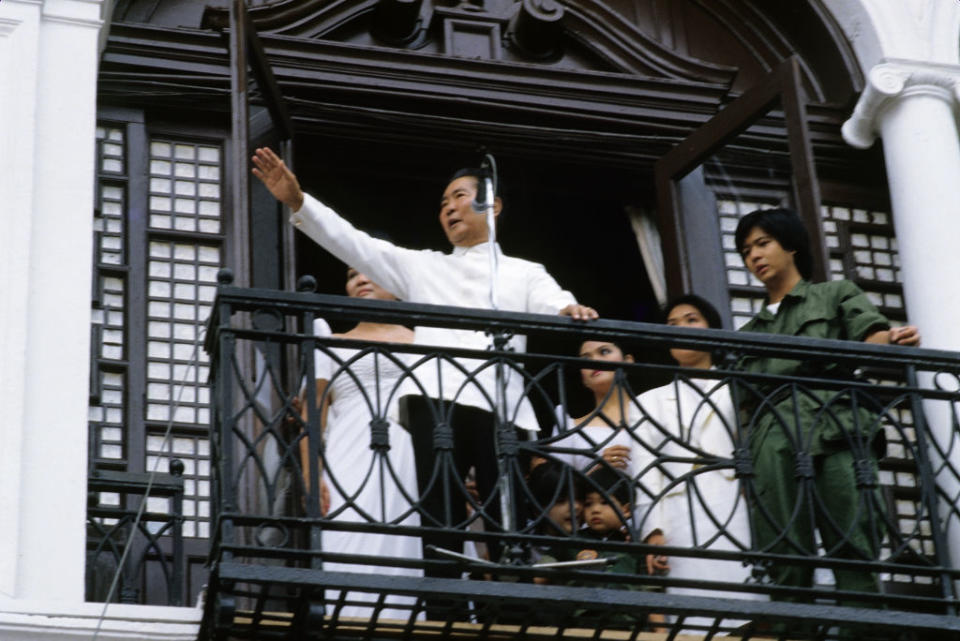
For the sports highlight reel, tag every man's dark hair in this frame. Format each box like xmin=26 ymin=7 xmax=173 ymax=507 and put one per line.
xmin=663 ymin=293 xmax=723 ymax=330
xmin=734 ymin=207 xmax=813 ymax=280
xmin=448 ymin=167 xmax=483 ymax=188
xmin=585 ymin=465 xmax=632 ymax=508
xmin=448 ymin=167 xmax=504 ymax=203
xmin=527 ymin=460 xmax=583 ymax=508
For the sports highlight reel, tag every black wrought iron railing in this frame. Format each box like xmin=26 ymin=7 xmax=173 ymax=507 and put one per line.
xmin=86 ymin=466 xmax=186 ymax=606
xmin=202 ymin=271 xmax=960 ymax=640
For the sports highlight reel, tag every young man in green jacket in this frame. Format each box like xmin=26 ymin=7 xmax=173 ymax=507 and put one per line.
xmin=734 ymin=208 xmax=919 ymax=608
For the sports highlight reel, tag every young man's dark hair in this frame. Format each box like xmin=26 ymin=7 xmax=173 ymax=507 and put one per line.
xmin=662 ymin=293 xmax=723 ymax=330
xmin=734 ymin=207 xmax=813 ymax=280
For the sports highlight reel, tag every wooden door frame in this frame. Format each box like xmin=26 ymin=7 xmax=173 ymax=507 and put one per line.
xmin=654 ymin=56 xmax=828 ymax=304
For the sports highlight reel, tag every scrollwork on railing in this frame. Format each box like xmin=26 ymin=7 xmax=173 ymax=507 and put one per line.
xmin=85 ymin=466 xmax=186 ymax=606
xmin=203 ymin=284 xmax=960 ymax=639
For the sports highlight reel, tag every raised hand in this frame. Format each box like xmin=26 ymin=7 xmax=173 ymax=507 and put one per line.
xmin=251 ymin=147 xmax=305 ymax=211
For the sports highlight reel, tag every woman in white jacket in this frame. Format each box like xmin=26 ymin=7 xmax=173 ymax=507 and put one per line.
xmin=635 ymin=295 xmax=763 ymax=621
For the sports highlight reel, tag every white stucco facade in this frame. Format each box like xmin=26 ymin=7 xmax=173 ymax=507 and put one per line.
xmin=832 ymin=0 xmax=960 ymax=353
xmin=0 ymin=0 xmax=200 ymax=638
xmin=1 ymin=0 xmax=101 ymax=602
xmin=0 ymin=0 xmax=957 ymax=638
xmin=834 ymin=1 xmax=960 ymax=584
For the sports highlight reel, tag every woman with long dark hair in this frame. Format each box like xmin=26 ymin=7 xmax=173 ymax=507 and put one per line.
xmin=303 ymin=268 xmax=422 ymax=620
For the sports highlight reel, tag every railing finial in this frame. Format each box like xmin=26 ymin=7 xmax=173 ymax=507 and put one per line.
xmin=296 ymin=275 xmax=317 ymax=292
xmin=169 ymin=458 xmax=186 ymax=477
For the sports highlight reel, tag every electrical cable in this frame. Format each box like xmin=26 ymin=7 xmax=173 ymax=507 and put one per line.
xmin=90 ymin=326 xmax=207 ymax=640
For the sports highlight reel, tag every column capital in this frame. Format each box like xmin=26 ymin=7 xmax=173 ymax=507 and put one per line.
xmin=41 ymin=0 xmax=105 ymax=29
xmin=842 ymin=58 xmax=960 ymax=149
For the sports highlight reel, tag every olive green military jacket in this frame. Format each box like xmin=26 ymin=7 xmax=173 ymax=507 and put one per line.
xmin=737 ymin=279 xmax=891 ymax=455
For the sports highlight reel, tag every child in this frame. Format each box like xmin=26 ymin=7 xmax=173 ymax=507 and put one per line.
xmin=525 ymin=458 xmax=591 ymax=627
xmin=576 ymin=466 xmax=667 ymax=629
xmin=578 ymin=466 xmax=663 ymax=580
xmin=527 ymin=461 xmax=584 ymax=567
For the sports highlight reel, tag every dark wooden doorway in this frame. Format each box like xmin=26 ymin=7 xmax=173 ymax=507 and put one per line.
xmin=292 ymin=135 xmax=661 ymax=327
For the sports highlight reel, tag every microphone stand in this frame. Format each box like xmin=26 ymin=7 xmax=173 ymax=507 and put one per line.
xmin=431 ymin=153 xmax=527 ymax=576
xmin=475 ymin=153 xmax=525 ymax=566
xmin=480 ymin=157 xmax=498 ymax=311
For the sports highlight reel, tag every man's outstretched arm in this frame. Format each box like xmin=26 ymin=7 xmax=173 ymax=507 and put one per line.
xmin=251 ymin=147 xmax=305 ymax=212
xmin=250 ymin=146 xmax=415 ymax=300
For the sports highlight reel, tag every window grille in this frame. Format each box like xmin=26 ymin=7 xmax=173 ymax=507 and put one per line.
xmin=715 ymin=198 xmax=907 ymax=328
xmin=89 ymin=126 xmax=223 ymax=543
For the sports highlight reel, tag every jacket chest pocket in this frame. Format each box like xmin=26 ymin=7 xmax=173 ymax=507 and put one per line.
xmin=789 ymin=308 xmax=844 ymax=340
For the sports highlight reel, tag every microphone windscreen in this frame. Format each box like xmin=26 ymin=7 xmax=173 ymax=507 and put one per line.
xmin=471 ymin=178 xmax=488 ymax=213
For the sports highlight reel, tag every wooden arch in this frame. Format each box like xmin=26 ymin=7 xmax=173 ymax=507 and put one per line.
xmin=201 ymin=0 xmax=861 ymax=104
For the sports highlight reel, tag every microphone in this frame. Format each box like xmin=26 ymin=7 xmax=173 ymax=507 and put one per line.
xmin=471 ymin=152 xmax=495 ymax=214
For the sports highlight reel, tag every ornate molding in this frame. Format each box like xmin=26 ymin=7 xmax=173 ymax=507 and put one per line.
xmin=559 ymin=0 xmax=735 ymax=82
xmin=41 ymin=0 xmax=107 ymax=29
xmin=102 ymin=23 xmax=728 ymax=115
xmin=200 ymin=0 xmax=737 ymax=84
xmin=0 ymin=18 xmax=22 ymax=38
xmin=509 ymin=0 xmax=565 ymax=60
xmin=842 ymin=59 xmax=960 ymax=149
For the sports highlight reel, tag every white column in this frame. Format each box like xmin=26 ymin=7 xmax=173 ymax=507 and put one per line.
xmin=843 ymin=60 xmax=960 ymax=350
xmin=0 ymin=1 xmax=203 ymax=637
xmin=843 ymin=59 xmax=960 ymax=579
xmin=0 ymin=0 xmax=44 ymax=603
xmin=845 ymin=61 xmax=960 ymax=351
xmin=19 ymin=0 xmax=105 ymax=602
xmin=0 ymin=0 xmax=103 ymax=603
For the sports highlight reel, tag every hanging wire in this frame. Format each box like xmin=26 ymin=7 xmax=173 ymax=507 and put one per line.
xmin=90 ymin=325 xmax=207 ymax=640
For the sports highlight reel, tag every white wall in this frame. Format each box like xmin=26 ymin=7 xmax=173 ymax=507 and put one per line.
xmin=0 ymin=0 xmax=102 ymax=604
xmin=0 ymin=0 xmax=43 ymax=603
xmin=0 ymin=0 xmax=201 ymax=638
xmin=825 ymin=0 xmax=960 ymax=69
xmin=830 ymin=0 xmax=960 ymax=589
xmin=831 ymin=0 xmax=960 ymax=352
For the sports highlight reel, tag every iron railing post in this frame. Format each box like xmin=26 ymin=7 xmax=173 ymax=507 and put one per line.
xmin=905 ymin=364 xmax=958 ymax=613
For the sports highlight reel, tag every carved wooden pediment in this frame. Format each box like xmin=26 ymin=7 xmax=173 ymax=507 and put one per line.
xmin=203 ymin=0 xmax=736 ymax=85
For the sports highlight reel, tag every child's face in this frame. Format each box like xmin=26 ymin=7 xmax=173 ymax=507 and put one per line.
xmin=584 ymin=491 xmax=629 ymax=534
xmin=546 ymin=498 xmax=582 ymax=533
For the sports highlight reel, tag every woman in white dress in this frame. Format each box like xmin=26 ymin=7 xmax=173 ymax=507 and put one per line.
xmin=547 ymin=341 xmax=643 ymax=477
xmin=636 ymin=295 xmax=762 ymax=622
xmin=303 ymin=268 xmax=422 ymax=620
xmin=547 ymin=340 xmax=669 ymax=572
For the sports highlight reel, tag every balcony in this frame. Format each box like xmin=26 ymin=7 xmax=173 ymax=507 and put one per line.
xmin=86 ymin=466 xmax=187 ymax=607
xmin=200 ymin=272 xmax=960 ymax=640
